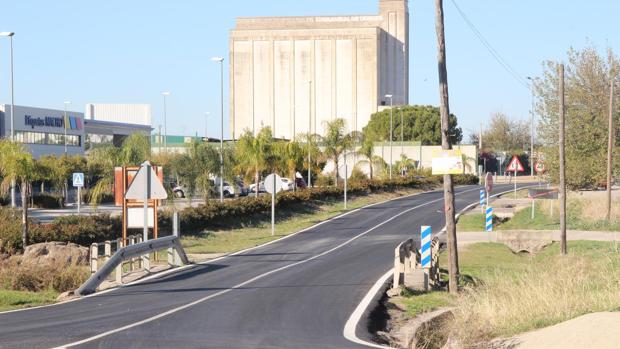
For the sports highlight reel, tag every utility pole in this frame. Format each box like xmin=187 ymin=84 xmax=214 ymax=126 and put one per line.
xmin=558 ymin=63 xmax=567 ymax=255
xmin=606 ymin=76 xmax=615 ymax=221
xmin=308 ymin=80 xmax=313 ymax=188
xmin=528 ymin=76 xmax=535 ymax=177
xmin=435 ymin=0 xmax=459 ymax=294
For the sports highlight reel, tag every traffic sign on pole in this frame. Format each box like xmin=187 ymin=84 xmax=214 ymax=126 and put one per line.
xmin=534 ymin=161 xmax=545 ymax=174
xmin=265 ymin=173 xmax=282 ymax=236
xmin=506 ymin=155 xmax=525 ymax=173
xmin=73 ymin=173 xmax=84 ymax=214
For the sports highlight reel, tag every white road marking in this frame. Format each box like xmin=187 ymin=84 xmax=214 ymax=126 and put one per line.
xmin=53 ymin=187 xmax=480 ymax=348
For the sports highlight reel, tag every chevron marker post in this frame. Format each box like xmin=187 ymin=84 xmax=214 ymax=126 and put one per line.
xmin=480 ymin=189 xmax=485 ymax=212
xmin=486 ymin=206 xmax=493 ymax=232
xmin=421 ymin=226 xmax=431 ymax=269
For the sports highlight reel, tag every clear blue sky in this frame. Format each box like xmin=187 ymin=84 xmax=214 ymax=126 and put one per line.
xmin=0 ymin=0 xmax=618 ymax=141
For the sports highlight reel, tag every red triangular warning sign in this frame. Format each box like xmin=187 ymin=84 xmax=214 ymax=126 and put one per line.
xmin=506 ymin=155 xmax=525 ymax=172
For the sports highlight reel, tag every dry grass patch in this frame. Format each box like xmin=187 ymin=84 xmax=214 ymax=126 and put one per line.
xmin=445 ymin=241 xmax=620 ymax=346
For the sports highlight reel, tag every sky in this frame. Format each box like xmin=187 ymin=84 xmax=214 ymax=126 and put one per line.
xmin=0 ymin=0 xmax=618 ymax=141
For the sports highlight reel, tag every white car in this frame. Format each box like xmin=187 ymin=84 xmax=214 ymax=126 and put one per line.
xmin=249 ymin=177 xmax=294 ymax=193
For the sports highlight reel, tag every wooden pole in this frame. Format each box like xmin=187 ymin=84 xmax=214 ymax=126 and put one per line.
xmin=607 ymin=77 xmax=615 ymax=221
xmin=558 ymin=63 xmax=567 ymax=255
xmin=435 ymin=0 xmax=459 ymax=293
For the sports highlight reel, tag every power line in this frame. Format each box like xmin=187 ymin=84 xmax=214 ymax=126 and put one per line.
xmin=449 ymin=0 xmax=530 ymax=89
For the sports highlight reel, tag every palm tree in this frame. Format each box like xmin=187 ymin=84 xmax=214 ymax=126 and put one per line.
xmin=356 ymin=134 xmax=379 ymax=180
xmin=235 ymin=127 xmax=275 ymax=197
xmin=88 ymin=133 xmax=151 ymax=207
xmin=322 ymin=118 xmax=354 ymax=186
xmin=0 ymin=140 xmax=37 ymax=248
xmin=274 ymin=140 xmax=304 ymax=190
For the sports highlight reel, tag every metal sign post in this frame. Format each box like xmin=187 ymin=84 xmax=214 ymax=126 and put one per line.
xmin=265 ymin=173 xmax=283 ymax=236
xmin=506 ymin=155 xmax=525 ymax=198
xmin=339 ymin=160 xmax=353 ymax=210
xmin=72 ymin=172 xmax=84 ymax=214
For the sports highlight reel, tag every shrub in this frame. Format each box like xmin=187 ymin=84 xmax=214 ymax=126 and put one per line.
xmin=0 ymin=208 xmax=23 ymax=253
xmin=0 ymin=258 xmax=89 ymax=293
xmin=31 ymin=193 xmax=64 ymax=209
xmin=31 ymin=214 xmax=120 ymax=247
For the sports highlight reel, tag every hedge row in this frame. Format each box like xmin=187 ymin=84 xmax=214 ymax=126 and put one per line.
xmin=0 ymin=174 xmax=479 ymax=252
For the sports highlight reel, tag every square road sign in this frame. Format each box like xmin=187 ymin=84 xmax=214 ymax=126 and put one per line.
xmin=73 ymin=173 xmax=84 ymax=187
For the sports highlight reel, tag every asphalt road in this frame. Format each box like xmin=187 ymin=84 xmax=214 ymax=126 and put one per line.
xmin=0 ymin=183 xmax=522 ymax=349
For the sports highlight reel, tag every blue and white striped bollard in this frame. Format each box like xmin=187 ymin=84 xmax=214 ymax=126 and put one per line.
xmin=480 ymin=189 xmax=485 ymax=208
xmin=420 ymin=226 xmax=431 ymax=269
xmin=486 ymin=206 xmax=493 ymax=232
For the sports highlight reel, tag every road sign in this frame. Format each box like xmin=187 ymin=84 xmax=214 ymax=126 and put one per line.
xmin=431 ymin=149 xmax=464 ymax=175
xmin=534 ymin=161 xmax=545 ymax=174
xmin=420 ymin=226 xmax=432 ymax=269
xmin=264 ymin=173 xmax=283 ymax=194
xmin=125 ymin=162 xmax=168 ymax=200
xmin=486 ymin=206 xmax=493 ymax=232
xmin=528 ymin=188 xmax=559 ymax=200
xmin=72 ymin=173 xmax=84 ymax=187
xmin=338 ymin=164 xmax=353 ymax=179
xmin=506 ymin=155 xmax=525 ymax=173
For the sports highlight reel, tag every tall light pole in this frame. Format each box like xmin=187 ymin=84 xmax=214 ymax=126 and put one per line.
xmin=527 ymin=76 xmax=535 ymax=176
xmin=400 ymin=106 xmax=404 ymax=163
xmin=1 ymin=32 xmax=15 ymax=207
xmin=63 ymin=101 xmax=71 ymax=154
xmin=308 ymin=80 xmax=313 ymax=187
xmin=385 ymin=94 xmax=393 ymax=180
xmin=204 ymin=111 xmax=210 ymax=142
xmin=211 ymin=56 xmax=225 ymax=202
xmin=161 ymin=91 xmax=170 ymax=153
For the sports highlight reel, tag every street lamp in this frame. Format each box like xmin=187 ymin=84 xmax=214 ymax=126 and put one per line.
xmin=385 ymin=94 xmax=393 ymax=180
xmin=204 ymin=111 xmax=210 ymax=142
xmin=308 ymin=80 xmax=313 ymax=188
xmin=63 ymin=101 xmax=71 ymax=154
xmin=161 ymin=91 xmax=171 ymax=153
xmin=527 ymin=77 xmax=535 ymax=177
xmin=0 ymin=32 xmax=15 ymax=207
xmin=211 ymin=56 xmax=225 ymax=202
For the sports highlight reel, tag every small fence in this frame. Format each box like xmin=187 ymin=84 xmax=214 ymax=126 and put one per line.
xmin=392 ymin=236 xmax=442 ymax=291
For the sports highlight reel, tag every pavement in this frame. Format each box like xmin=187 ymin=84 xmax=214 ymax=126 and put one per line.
xmin=0 ymin=183 xmax=520 ymax=349
xmin=501 ymin=312 xmax=620 ymax=349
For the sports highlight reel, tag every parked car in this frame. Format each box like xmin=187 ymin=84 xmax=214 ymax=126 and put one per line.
xmin=173 ymin=180 xmax=238 ymax=199
xmin=248 ymin=177 xmax=293 ymax=193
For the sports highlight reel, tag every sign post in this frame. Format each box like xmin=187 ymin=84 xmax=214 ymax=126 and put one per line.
xmin=265 ymin=173 xmax=283 ymax=236
xmin=485 ymin=172 xmax=493 ymax=207
xmin=125 ymin=161 xmax=168 ymax=271
xmin=72 ymin=172 xmax=84 ymax=214
xmin=506 ymin=155 xmax=525 ymax=197
xmin=339 ymin=160 xmax=353 ymax=210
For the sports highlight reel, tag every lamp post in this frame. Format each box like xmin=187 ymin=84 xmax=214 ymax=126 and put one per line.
xmin=308 ymin=80 xmax=313 ymax=188
xmin=400 ymin=106 xmax=404 ymax=164
xmin=161 ymin=91 xmax=170 ymax=153
xmin=204 ymin=111 xmax=210 ymax=142
xmin=211 ymin=56 xmax=225 ymax=202
xmin=385 ymin=94 xmax=393 ymax=180
xmin=63 ymin=101 xmax=71 ymax=154
xmin=1 ymin=32 xmax=15 ymax=207
xmin=527 ymin=77 xmax=535 ymax=177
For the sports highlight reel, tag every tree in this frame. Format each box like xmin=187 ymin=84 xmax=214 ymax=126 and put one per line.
xmin=481 ymin=112 xmax=531 ymax=153
xmin=0 ymin=141 xmax=36 ymax=248
xmin=535 ymin=46 xmax=620 ymax=189
xmin=274 ymin=140 xmax=305 ymax=189
xmin=38 ymin=154 xmax=86 ymax=206
xmin=356 ymin=133 xmax=381 ymax=179
xmin=322 ymin=118 xmax=354 ymax=186
xmin=235 ymin=127 xmax=275 ymax=196
xmin=363 ymin=105 xmax=462 ymax=145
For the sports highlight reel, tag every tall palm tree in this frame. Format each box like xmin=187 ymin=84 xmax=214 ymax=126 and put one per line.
xmin=356 ymin=135 xmax=380 ymax=180
xmin=274 ymin=140 xmax=305 ymax=190
xmin=235 ymin=127 xmax=275 ymax=197
xmin=0 ymin=140 xmax=37 ymax=248
xmin=322 ymin=118 xmax=354 ymax=186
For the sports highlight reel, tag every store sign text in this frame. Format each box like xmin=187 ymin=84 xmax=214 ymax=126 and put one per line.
xmin=24 ymin=115 xmax=64 ymax=129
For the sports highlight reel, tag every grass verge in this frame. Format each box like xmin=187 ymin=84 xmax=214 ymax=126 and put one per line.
xmin=182 ymin=189 xmax=427 ymax=255
xmin=0 ymin=290 xmax=59 ymax=312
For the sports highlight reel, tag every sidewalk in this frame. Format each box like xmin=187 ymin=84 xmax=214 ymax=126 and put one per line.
xmin=499 ymin=312 xmax=620 ymax=349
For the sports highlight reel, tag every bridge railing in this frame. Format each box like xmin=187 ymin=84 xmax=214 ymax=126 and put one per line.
xmin=392 ymin=236 xmax=442 ymax=291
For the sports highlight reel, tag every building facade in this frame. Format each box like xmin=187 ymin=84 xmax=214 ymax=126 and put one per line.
xmin=0 ymin=104 xmax=152 ymax=158
xmin=229 ymin=0 xmax=408 ymax=140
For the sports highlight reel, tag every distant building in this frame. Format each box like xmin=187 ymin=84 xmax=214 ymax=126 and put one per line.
xmin=0 ymin=104 xmax=151 ymax=158
xmin=229 ymin=0 xmax=409 ymax=140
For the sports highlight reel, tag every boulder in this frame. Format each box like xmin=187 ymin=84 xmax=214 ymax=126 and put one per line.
xmin=21 ymin=242 xmax=89 ymax=267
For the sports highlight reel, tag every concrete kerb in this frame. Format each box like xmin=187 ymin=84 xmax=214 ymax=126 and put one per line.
xmin=0 ymin=185 xmax=466 ymax=316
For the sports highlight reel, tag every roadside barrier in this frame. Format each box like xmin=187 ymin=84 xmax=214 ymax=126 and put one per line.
xmin=392 ymin=231 xmax=442 ymax=291
xmin=80 ymin=212 xmax=188 ymax=296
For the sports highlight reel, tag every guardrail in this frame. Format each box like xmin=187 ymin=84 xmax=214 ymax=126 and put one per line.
xmin=392 ymin=236 xmax=442 ymax=291
xmin=77 ymin=212 xmax=189 ymax=296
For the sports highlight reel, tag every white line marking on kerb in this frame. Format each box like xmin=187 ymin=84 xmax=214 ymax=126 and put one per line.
xmin=53 ymin=187 xmax=479 ymax=348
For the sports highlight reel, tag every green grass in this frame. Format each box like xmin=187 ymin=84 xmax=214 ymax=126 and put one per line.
xmin=182 ymin=189 xmax=424 ymax=255
xmin=398 ymin=289 xmax=453 ymax=318
xmin=498 ymin=204 xmax=559 ymax=230
xmin=0 ymin=290 xmax=58 ymax=312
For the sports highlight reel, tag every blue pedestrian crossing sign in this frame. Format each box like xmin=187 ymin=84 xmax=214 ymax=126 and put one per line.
xmin=73 ymin=173 xmax=84 ymax=187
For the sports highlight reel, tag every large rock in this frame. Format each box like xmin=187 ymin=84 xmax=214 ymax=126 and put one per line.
xmin=21 ymin=242 xmax=89 ymax=267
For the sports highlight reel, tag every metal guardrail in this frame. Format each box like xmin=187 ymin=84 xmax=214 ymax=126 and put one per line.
xmin=77 ymin=235 xmax=189 ymax=296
